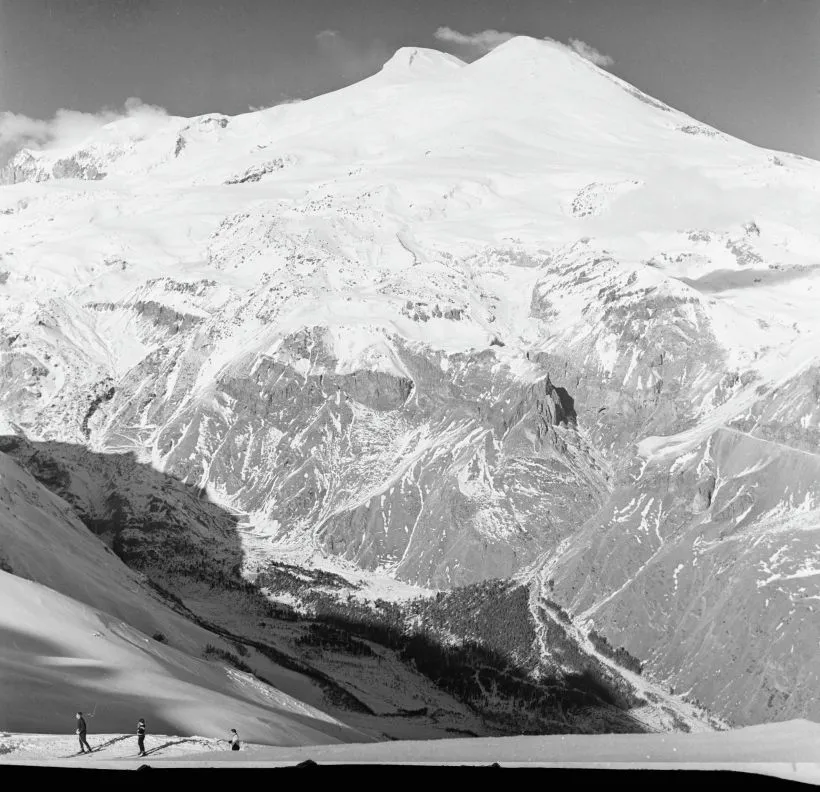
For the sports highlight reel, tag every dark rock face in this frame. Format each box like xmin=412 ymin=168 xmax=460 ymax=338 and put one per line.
xmin=335 ymin=369 xmax=414 ymax=411
xmin=225 ymin=157 xmax=293 ymax=184
xmin=1 ymin=437 xmax=239 ymax=571
xmin=691 ymin=475 xmax=715 ymax=513
xmin=130 ymin=301 xmax=203 ymax=336
xmin=81 ymin=380 xmax=116 ymax=438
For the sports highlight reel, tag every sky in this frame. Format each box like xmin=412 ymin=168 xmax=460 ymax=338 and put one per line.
xmin=0 ymin=0 xmax=818 ymax=161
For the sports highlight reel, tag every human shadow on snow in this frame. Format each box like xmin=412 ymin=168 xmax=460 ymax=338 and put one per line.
xmin=0 ymin=625 xmax=186 ymax=738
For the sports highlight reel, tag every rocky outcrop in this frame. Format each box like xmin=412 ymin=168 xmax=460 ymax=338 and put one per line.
xmin=81 ymin=379 xmax=116 ymax=438
xmin=0 ymin=151 xmax=48 ymax=184
xmin=337 ymin=370 xmax=414 ymax=411
xmin=691 ymin=475 xmax=715 ymax=513
xmin=131 ymin=300 xmax=204 ymax=335
xmin=51 ymin=155 xmax=106 ymax=180
xmin=225 ymin=157 xmax=293 ymax=184
xmin=0 ymin=149 xmax=107 ymax=184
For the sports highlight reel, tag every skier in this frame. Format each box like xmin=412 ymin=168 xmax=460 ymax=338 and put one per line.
xmin=229 ymin=729 xmax=240 ymax=751
xmin=75 ymin=712 xmax=93 ymax=754
xmin=137 ymin=718 xmax=147 ymax=756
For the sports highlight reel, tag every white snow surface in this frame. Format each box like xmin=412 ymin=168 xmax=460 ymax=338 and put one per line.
xmin=2 ymin=36 xmax=819 ymax=401
xmin=2 ymin=720 xmax=819 ymax=781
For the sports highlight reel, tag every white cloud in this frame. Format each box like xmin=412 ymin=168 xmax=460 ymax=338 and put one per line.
xmin=568 ymin=38 xmax=614 ymax=68
xmin=433 ymin=27 xmax=516 ymax=53
xmin=248 ymin=95 xmax=304 ymax=112
xmin=433 ymin=27 xmax=614 ymax=70
xmin=0 ymin=98 xmax=167 ymax=166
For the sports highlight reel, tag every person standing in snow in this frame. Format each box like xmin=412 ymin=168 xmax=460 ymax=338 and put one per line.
xmin=75 ymin=712 xmax=92 ymax=754
xmin=137 ymin=718 xmax=146 ymax=756
xmin=229 ymin=729 xmax=240 ymax=751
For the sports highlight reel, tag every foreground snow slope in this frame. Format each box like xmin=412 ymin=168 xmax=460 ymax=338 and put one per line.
xmin=0 ymin=571 xmax=360 ymax=744
xmin=0 ymin=449 xmax=366 ymax=743
xmin=173 ymin=718 xmax=820 ymax=766
xmin=0 ymin=733 xmax=260 ymax=761
xmin=1 ymin=36 xmax=819 ymax=725
xmin=3 ymin=721 xmax=818 ymax=782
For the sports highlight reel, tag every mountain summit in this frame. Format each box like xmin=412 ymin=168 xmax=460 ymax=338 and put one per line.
xmin=378 ymin=46 xmax=466 ymax=80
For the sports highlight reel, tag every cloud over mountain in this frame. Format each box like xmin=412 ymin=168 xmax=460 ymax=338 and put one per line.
xmin=433 ymin=27 xmax=613 ymax=69
xmin=0 ymin=98 xmax=167 ymax=166
xmin=433 ymin=27 xmax=516 ymax=53
xmin=568 ymin=38 xmax=614 ymax=68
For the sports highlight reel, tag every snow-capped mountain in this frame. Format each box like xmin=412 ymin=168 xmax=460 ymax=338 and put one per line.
xmin=1 ymin=36 xmax=819 ymax=726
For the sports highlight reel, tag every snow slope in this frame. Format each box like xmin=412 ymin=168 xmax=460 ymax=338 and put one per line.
xmin=166 ymin=718 xmax=820 ymax=768
xmin=0 ymin=732 xmax=259 ymax=762
xmin=3 ymin=720 xmax=819 ymax=783
xmin=0 ymin=570 xmax=361 ymax=744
